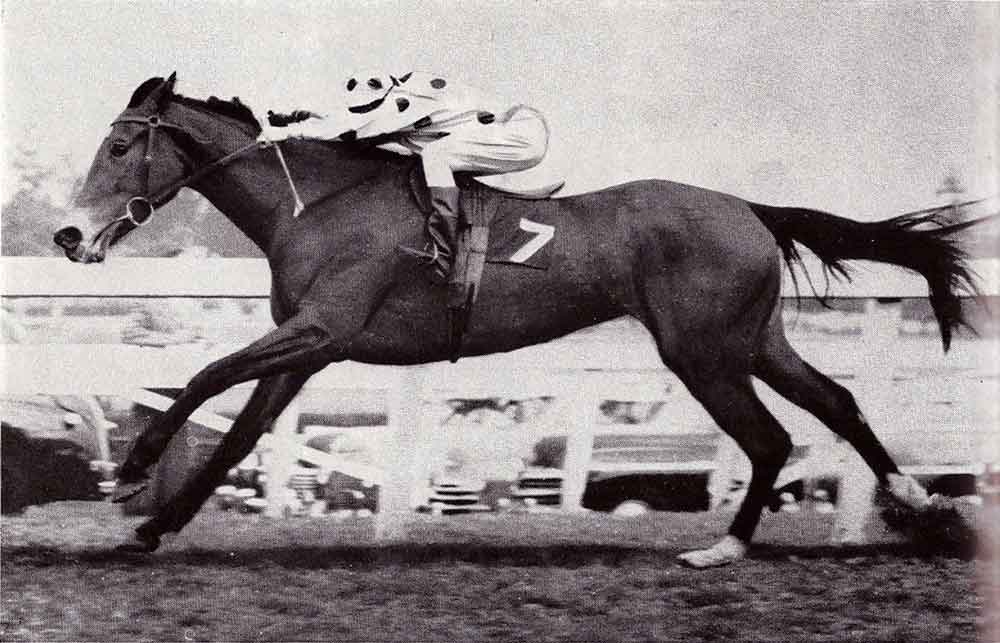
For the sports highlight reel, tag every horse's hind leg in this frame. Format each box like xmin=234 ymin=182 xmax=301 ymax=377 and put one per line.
xmin=752 ymin=318 xmax=929 ymax=508
xmin=634 ymin=244 xmax=795 ymax=565
xmin=118 ymin=372 xmax=312 ymax=552
xmin=672 ymin=369 xmax=794 ymax=567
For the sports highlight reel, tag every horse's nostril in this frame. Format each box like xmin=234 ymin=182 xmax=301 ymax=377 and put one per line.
xmin=54 ymin=226 xmax=83 ymax=250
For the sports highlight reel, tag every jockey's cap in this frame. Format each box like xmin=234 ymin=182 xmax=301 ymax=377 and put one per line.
xmin=342 ymin=71 xmax=400 ymax=114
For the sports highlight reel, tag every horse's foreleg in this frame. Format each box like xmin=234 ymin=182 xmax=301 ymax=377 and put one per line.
xmin=117 ymin=372 xmax=314 ymax=551
xmin=676 ymin=372 xmax=793 ymax=568
xmin=116 ymin=314 xmax=334 ymax=488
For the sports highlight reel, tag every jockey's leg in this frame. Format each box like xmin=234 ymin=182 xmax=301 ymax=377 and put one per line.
xmin=442 ymin=107 xmax=548 ymax=176
xmin=418 ymin=144 xmax=460 ymax=283
xmin=417 ymin=107 xmax=549 ymax=283
xmin=428 ymin=186 xmax=461 ymax=283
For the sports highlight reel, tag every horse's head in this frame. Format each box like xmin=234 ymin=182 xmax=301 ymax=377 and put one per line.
xmin=55 ymin=73 xmax=261 ymax=262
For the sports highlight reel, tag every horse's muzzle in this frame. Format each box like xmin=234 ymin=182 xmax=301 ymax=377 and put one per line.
xmin=54 ymin=226 xmax=82 ymax=253
xmin=53 ymin=226 xmax=99 ymax=263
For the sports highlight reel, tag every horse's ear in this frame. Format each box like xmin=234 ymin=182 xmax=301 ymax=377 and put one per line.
xmin=156 ymin=72 xmax=177 ymax=110
xmin=128 ymin=77 xmax=164 ymax=108
xmin=128 ymin=74 xmax=177 ymax=110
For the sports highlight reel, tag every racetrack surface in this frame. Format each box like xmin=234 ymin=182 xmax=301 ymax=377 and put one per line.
xmin=2 ymin=502 xmax=993 ymax=642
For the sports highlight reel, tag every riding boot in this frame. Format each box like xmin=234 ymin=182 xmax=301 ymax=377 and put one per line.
xmin=425 ymin=187 xmax=461 ymax=284
xmin=447 ymin=225 xmax=488 ymax=362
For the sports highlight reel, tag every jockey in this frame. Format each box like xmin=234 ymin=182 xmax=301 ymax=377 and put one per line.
xmin=266 ymin=71 xmax=549 ymax=281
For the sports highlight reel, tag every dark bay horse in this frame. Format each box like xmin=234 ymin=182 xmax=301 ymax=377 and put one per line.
xmin=55 ymin=74 xmax=980 ymax=566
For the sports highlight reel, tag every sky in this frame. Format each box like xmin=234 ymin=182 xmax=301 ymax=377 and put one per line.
xmin=2 ymin=0 xmax=997 ymax=219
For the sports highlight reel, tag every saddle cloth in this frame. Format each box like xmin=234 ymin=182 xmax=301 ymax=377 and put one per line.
xmin=409 ymin=167 xmax=559 ymax=270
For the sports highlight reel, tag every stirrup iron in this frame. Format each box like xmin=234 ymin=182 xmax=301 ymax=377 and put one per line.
xmin=398 ymin=242 xmax=440 ymax=264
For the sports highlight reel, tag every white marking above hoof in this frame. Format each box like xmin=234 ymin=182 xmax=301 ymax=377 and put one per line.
xmin=885 ymin=473 xmax=931 ymax=510
xmin=677 ymin=535 xmax=748 ymax=568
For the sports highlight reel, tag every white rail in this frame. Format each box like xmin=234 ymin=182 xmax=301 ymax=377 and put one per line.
xmin=130 ymin=389 xmax=384 ymax=484
xmin=2 ymin=256 xmax=997 ymax=542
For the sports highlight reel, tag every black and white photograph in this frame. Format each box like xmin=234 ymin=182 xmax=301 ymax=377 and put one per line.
xmin=2 ymin=1 xmax=998 ymax=641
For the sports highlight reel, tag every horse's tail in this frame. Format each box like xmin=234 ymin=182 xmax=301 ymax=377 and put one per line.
xmin=747 ymin=202 xmax=983 ymax=352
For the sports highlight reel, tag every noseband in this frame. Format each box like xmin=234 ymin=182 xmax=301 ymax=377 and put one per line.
xmin=108 ymin=113 xmax=265 ymax=228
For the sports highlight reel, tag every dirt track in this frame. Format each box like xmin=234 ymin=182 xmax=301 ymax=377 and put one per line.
xmin=1 ymin=502 xmax=992 ymax=642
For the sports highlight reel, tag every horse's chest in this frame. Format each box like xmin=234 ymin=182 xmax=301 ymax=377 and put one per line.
xmin=267 ymin=247 xmax=331 ymax=312
xmin=268 ymin=223 xmax=349 ymax=296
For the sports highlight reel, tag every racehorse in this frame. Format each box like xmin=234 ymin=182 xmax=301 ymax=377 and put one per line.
xmin=55 ymin=74 xmax=981 ymax=566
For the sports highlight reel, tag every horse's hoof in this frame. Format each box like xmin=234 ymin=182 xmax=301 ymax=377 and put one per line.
xmin=885 ymin=473 xmax=931 ymax=510
xmin=115 ymin=530 xmax=161 ymax=554
xmin=677 ymin=535 xmax=748 ymax=568
xmin=110 ymin=478 xmax=150 ymax=504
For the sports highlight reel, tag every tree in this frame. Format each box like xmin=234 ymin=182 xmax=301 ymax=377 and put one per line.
xmin=2 ymin=145 xmax=261 ymax=257
xmin=935 ymin=172 xmax=966 ymax=226
xmin=2 ymin=146 xmax=79 ymax=255
xmin=933 ymin=172 xmax=998 ymax=258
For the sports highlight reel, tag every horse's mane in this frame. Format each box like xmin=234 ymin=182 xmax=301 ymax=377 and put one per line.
xmin=175 ymin=95 xmax=262 ymax=135
xmin=128 ymin=76 xmax=262 ymax=136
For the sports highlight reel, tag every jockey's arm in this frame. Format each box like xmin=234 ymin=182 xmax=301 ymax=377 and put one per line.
xmin=260 ymin=109 xmax=344 ymax=142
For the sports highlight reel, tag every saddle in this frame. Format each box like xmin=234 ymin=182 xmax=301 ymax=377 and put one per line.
xmin=406 ymin=166 xmax=564 ymax=362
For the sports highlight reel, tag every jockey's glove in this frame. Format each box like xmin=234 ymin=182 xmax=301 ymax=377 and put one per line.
xmin=266 ymin=110 xmax=322 ymax=127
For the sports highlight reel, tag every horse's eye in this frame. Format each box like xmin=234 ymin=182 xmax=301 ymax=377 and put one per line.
xmin=110 ymin=141 xmax=129 ymax=158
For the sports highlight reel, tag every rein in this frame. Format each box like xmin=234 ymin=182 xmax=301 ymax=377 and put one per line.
xmin=109 ymin=113 xmax=302 ymax=229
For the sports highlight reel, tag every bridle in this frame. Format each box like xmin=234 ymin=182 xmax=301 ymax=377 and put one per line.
xmin=107 ymin=113 xmax=266 ymax=229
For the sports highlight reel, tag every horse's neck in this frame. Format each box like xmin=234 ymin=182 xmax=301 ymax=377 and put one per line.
xmin=192 ymin=139 xmax=399 ymax=254
xmin=192 ymin=153 xmax=278 ymax=252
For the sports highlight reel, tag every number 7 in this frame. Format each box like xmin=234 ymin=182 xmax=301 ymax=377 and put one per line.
xmin=509 ymin=218 xmax=555 ymax=263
